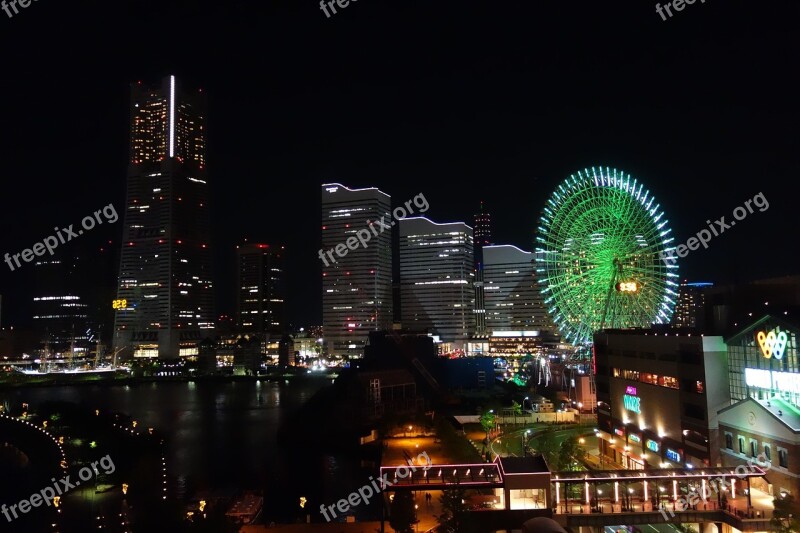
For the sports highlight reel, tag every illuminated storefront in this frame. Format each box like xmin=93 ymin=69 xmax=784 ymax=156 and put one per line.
xmin=594 ymin=328 xmax=729 ymax=470
xmin=719 ymin=315 xmax=800 ymax=497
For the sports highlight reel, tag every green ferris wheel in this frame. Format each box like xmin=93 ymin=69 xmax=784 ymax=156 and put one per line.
xmin=535 ymin=167 xmax=679 ymax=346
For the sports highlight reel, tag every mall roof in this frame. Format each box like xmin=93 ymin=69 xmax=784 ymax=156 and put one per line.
xmin=725 ymin=313 xmax=800 ymax=343
xmin=759 ymin=397 xmax=800 ymax=432
xmin=595 ymin=326 xmax=706 ymax=336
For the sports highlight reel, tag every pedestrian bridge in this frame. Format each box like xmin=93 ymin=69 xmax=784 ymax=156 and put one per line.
xmin=379 ymin=457 xmax=774 ymax=532
xmin=379 ymin=462 xmax=503 ymax=490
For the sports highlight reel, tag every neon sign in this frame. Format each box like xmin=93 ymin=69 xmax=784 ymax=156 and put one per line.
xmin=756 ymin=328 xmax=789 ymax=360
xmin=646 ymin=439 xmax=659 ymax=452
xmin=745 ymin=368 xmax=800 ymax=394
xmin=629 ymin=433 xmax=641 ymax=443
xmin=614 ymin=428 xmax=625 ymax=437
xmin=625 ymin=386 xmax=637 ymax=395
xmin=666 ymin=448 xmax=681 ymax=462
xmin=112 ymin=299 xmax=127 ymax=310
xmin=623 ymin=394 xmax=641 ymax=414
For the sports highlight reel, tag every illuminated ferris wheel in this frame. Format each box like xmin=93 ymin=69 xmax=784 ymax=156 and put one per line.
xmin=535 ymin=167 xmax=679 ymax=346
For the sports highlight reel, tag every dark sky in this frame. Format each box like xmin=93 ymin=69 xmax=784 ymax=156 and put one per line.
xmin=0 ymin=0 xmax=798 ymax=329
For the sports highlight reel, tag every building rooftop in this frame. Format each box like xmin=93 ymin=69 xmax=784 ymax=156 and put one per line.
xmin=596 ymin=326 xmax=705 ymax=336
xmin=497 ymin=454 xmax=550 ymax=475
xmin=356 ymin=368 xmax=416 ymax=387
xmin=759 ymin=397 xmax=800 ymax=432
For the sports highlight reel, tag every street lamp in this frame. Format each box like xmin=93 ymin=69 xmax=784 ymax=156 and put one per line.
xmin=522 ymin=429 xmax=531 ymax=454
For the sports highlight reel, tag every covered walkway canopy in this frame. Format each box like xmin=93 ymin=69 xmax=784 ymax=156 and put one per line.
xmin=553 ymin=466 xmax=769 ymax=510
xmin=379 ymin=462 xmax=503 ymax=490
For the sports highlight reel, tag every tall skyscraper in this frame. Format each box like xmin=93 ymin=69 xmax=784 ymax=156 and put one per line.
xmin=321 ymin=183 xmax=392 ymax=357
xmin=483 ymin=245 xmax=553 ymax=332
xmin=236 ymin=243 xmax=285 ymax=337
xmin=673 ymin=280 xmax=712 ymax=329
xmin=473 ymin=201 xmax=492 ymax=248
xmin=399 ymin=217 xmax=475 ymax=345
xmin=473 ymin=202 xmax=492 ymax=336
xmin=114 ymin=76 xmax=215 ymax=359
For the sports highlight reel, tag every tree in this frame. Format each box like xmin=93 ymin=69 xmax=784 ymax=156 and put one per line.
xmin=437 ymin=488 xmax=468 ymax=532
xmin=771 ymin=493 xmax=800 ymax=533
xmin=479 ymin=411 xmax=496 ymax=442
xmin=511 ymin=401 xmax=522 ymax=426
xmin=389 ymin=491 xmax=417 ymax=533
xmin=556 ymin=435 xmax=586 ymax=471
xmin=532 ymin=428 xmax=560 ymax=469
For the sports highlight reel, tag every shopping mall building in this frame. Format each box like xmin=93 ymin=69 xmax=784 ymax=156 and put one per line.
xmin=594 ymin=314 xmax=800 ymax=498
xmin=594 ymin=328 xmax=729 ymax=470
xmin=718 ymin=315 xmax=800 ymax=498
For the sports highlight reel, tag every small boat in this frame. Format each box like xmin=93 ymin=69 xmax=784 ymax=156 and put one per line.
xmin=225 ymin=492 xmax=263 ymax=525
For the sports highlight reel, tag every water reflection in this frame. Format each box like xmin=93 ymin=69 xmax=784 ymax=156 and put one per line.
xmin=2 ymin=380 xmax=376 ymax=522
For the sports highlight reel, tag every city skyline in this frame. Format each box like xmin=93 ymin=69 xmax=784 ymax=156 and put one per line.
xmin=1 ymin=2 xmax=800 ymax=531
xmin=0 ymin=2 xmax=796 ymax=331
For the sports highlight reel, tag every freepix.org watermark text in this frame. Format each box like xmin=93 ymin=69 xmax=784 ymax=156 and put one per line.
xmin=655 ymin=0 xmax=708 ymax=22
xmin=319 ymin=0 xmax=357 ymax=19
xmin=319 ymin=450 xmax=431 ymax=522
xmin=1 ymin=455 xmax=115 ymax=523
xmin=659 ymin=453 xmax=769 ymax=521
xmin=4 ymin=203 xmax=118 ymax=272
xmin=1 ymin=0 xmax=40 ymax=19
xmin=659 ymin=192 xmax=768 ymax=266
xmin=318 ymin=193 xmax=429 ymax=267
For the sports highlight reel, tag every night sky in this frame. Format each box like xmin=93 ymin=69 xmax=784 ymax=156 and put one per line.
xmin=0 ymin=0 xmax=797 ymax=329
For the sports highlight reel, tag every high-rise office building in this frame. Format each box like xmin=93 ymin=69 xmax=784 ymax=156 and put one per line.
xmin=473 ymin=202 xmax=492 ymax=337
xmin=236 ymin=243 xmax=285 ymax=337
xmin=399 ymin=217 xmax=475 ymax=345
xmin=483 ymin=245 xmax=553 ymax=332
xmin=32 ymin=239 xmax=117 ymax=360
xmin=672 ymin=281 xmax=712 ymax=329
xmin=321 ymin=183 xmax=392 ymax=357
xmin=114 ymin=76 xmax=215 ymax=359
xmin=32 ymin=257 xmax=90 ymax=356
xmin=473 ymin=201 xmax=491 ymax=248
